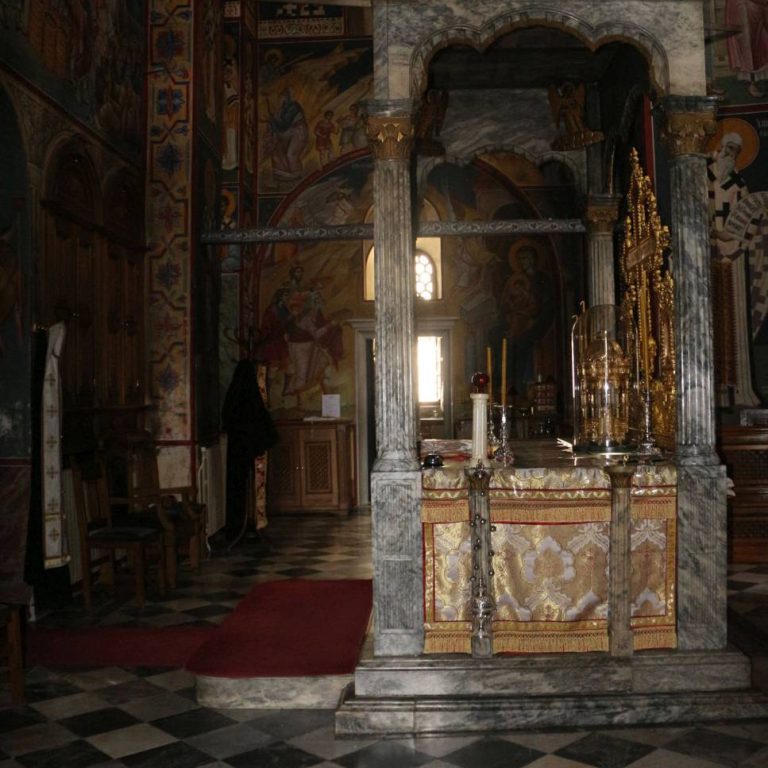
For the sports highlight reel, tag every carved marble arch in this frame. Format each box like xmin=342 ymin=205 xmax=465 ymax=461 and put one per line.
xmin=409 ymin=12 xmax=669 ymax=103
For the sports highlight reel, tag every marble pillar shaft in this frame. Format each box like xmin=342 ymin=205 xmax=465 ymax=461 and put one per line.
xmin=367 ymin=104 xmax=424 ymax=656
xmin=662 ymin=99 xmax=726 ymax=651
xmin=669 ymin=154 xmax=718 ymax=463
xmin=662 ymin=103 xmax=719 ymax=465
xmin=368 ymin=112 xmax=419 ymax=471
xmin=586 ymin=197 xmax=620 ymax=308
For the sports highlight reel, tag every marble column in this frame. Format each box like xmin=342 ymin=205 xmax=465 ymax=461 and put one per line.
xmin=661 ymin=97 xmax=719 ymax=466
xmin=366 ymin=101 xmax=424 ymax=656
xmin=585 ymin=196 xmax=620 ymax=308
xmin=662 ymin=96 xmax=727 ymax=650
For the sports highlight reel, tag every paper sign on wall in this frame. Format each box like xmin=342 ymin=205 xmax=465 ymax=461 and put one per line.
xmin=322 ymin=394 xmax=341 ymax=419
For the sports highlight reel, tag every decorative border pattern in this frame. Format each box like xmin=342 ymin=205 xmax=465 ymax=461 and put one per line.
xmin=147 ymin=1 xmax=194 ymax=441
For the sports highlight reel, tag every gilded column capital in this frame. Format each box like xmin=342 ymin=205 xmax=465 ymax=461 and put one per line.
xmin=585 ymin=198 xmax=620 ymax=234
xmin=661 ymin=110 xmax=717 ymax=158
xmin=366 ymin=114 xmax=414 ymax=161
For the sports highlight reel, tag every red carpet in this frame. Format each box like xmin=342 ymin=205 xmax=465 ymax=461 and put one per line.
xmin=27 ymin=625 xmax=217 ymax=668
xmin=186 ymin=579 xmax=372 ymax=677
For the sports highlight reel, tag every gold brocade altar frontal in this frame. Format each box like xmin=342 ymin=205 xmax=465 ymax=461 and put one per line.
xmin=422 ymin=464 xmax=677 ymax=655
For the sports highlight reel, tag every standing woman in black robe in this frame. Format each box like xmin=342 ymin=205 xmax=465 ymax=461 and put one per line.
xmin=221 ymin=360 xmax=278 ymax=545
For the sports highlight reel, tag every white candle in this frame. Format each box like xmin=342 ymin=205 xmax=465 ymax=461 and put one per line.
xmin=470 ymin=392 xmax=489 ymax=466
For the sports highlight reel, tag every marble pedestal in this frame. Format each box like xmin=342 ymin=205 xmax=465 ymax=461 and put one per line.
xmin=335 ymin=649 xmax=768 ymax=735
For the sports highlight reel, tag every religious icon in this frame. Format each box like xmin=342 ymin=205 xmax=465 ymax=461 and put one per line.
xmin=547 ymin=81 xmax=604 ymax=151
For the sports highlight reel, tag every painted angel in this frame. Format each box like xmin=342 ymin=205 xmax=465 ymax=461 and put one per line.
xmin=548 ymin=82 xmax=603 ymax=150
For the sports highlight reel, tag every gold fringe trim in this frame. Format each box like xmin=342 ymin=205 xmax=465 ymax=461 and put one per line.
xmin=424 ymin=633 xmax=472 ymax=654
xmin=423 ymin=625 xmax=676 ymax=654
xmin=494 ymin=630 xmax=609 ymax=654
xmin=491 ymin=500 xmax=611 ymax=524
xmin=630 ymin=497 xmax=676 ymax=519
xmin=632 ymin=626 xmax=677 ymax=650
xmin=421 ymin=499 xmax=469 ymax=523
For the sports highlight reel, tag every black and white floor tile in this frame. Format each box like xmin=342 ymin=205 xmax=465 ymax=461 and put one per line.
xmin=2 ymin=511 xmax=768 ymax=768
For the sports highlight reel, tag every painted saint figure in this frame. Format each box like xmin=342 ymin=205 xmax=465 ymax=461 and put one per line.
xmin=265 ymin=88 xmax=309 ymax=185
xmin=314 ymin=109 xmax=337 ymax=165
xmin=257 ymin=265 xmax=343 ymax=404
xmin=725 ymin=0 xmax=768 ymax=98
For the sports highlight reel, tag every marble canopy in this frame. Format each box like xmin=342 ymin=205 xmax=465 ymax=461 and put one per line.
xmin=338 ymin=0 xmax=768 ymax=734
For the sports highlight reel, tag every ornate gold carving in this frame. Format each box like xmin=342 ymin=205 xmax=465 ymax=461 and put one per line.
xmin=586 ymin=201 xmax=620 ymax=234
xmin=572 ymin=305 xmax=633 ymax=449
xmin=661 ymin=111 xmax=717 ymax=157
xmin=366 ymin=115 xmax=414 ymax=160
xmin=620 ymin=149 xmax=676 ymax=450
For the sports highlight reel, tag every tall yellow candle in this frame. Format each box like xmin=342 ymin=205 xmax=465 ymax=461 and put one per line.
xmin=501 ymin=338 xmax=507 ymax=407
xmin=486 ymin=346 xmax=493 ymax=402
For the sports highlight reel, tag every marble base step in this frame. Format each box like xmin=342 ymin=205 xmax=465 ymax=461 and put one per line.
xmin=336 ymin=686 xmax=768 ymax=735
xmin=352 ymin=648 xmax=753 ymax=697
xmin=335 ymin=648 xmax=768 ymax=735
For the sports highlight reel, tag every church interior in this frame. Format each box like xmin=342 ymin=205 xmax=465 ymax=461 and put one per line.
xmin=4 ymin=1 xmax=768 ymax=765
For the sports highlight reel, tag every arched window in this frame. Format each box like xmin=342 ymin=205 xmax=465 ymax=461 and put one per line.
xmin=363 ymin=238 xmax=442 ymax=301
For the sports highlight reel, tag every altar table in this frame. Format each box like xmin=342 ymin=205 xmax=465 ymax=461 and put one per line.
xmin=421 ymin=440 xmax=677 ymax=655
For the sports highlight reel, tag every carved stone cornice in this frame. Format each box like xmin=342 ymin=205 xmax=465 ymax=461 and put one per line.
xmin=661 ymin=111 xmax=717 ymax=158
xmin=585 ymin=199 xmax=620 ymax=234
xmin=366 ymin=115 xmax=414 ymax=161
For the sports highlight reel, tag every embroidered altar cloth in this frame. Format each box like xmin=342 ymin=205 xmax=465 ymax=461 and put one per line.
xmin=421 ymin=441 xmax=677 ymax=654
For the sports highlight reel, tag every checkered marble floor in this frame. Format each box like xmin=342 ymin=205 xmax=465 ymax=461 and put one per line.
xmin=2 ymin=512 xmax=768 ymax=768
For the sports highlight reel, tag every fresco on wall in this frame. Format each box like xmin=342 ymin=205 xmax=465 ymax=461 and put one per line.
xmin=147 ymin=0 xmax=194 ymax=443
xmin=710 ymin=0 xmax=768 ymax=104
xmin=423 ymin=159 xmax=573 ymax=406
xmin=0 ymin=0 xmax=145 ymax=156
xmin=257 ymin=40 xmax=372 ymax=194
xmin=488 ymin=235 xmax=559 ymax=400
xmin=200 ymin=0 xmax=220 ymax=142
xmin=220 ymin=273 xmax=240 ymax=402
xmin=706 ymin=109 xmax=768 ymax=403
xmin=196 ymin=151 xmax=221 ymax=444
xmin=255 ymin=158 xmax=373 ymax=415
xmin=221 ymin=28 xmax=240 ymax=177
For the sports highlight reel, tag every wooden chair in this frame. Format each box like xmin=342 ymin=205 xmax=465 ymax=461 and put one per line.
xmin=71 ymin=454 xmax=166 ymax=609
xmin=105 ymin=432 xmax=206 ymax=589
xmin=0 ymin=604 xmax=24 ymax=705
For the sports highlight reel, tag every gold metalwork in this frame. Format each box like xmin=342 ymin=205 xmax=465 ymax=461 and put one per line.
xmin=661 ymin=111 xmax=717 ymax=157
xmin=366 ymin=115 xmax=413 ymax=160
xmin=585 ymin=201 xmax=620 ymax=234
xmin=619 ymin=148 xmax=676 ymax=450
xmin=573 ymin=309 xmax=632 ymax=449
